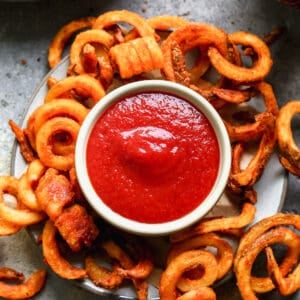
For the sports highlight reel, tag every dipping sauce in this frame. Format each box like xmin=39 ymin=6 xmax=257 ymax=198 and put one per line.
xmin=86 ymin=92 xmax=220 ymax=223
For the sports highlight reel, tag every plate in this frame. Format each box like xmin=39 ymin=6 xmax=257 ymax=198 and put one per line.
xmin=11 ymin=55 xmax=287 ymax=299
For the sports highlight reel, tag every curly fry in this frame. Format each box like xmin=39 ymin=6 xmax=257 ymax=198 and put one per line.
xmin=86 ymin=239 xmax=149 ymax=299
xmin=97 ymin=52 xmax=114 ymax=89
xmin=222 ymin=80 xmax=278 ymax=144
xmin=0 ymin=269 xmax=46 ymax=299
xmin=85 ymin=256 xmax=123 ymax=289
xmin=81 ymin=43 xmax=98 ymax=74
xmin=0 ymin=176 xmax=45 ymax=227
xmin=235 ymin=226 xmax=300 ymax=298
xmin=124 ymin=15 xmax=189 ymax=41
xmin=8 ymin=120 xmax=36 ymax=163
xmin=18 ymin=159 xmax=45 ymax=211
xmin=28 ymin=98 xmax=88 ymax=151
xmin=35 ymin=117 xmax=80 ymax=171
xmin=48 ymin=16 xmax=96 ymax=68
xmin=0 ymin=218 xmax=21 ymax=236
xmin=69 ymin=29 xmax=114 ymax=75
xmin=115 ymin=237 xmax=154 ymax=280
xmin=229 ymin=123 xmax=276 ymax=187
xmin=44 ymin=75 xmax=106 ymax=106
xmin=109 ymin=36 xmax=164 ymax=79
xmin=159 ymin=250 xmax=218 ymax=298
xmin=101 ymin=239 xmax=149 ymax=300
xmin=42 ymin=220 xmax=86 ymax=279
xmin=208 ymin=31 xmax=273 ymax=82
xmin=279 ymin=156 xmax=300 ymax=177
xmin=224 ymin=112 xmax=275 ymax=142
xmin=0 ymin=267 xmax=24 ymax=281
xmin=235 ymin=213 xmax=300 ymax=293
xmin=92 ymin=10 xmax=156 ymax=38
xmin=161 ymin=23 xmax=228 ymax=83
xmin=54 ymin=204 xmax=99 ymax=252
xmin=266 ymin=245 xmax=300 ymax=296
xmin=276 ymin=100 xmax=300 ymax=170
xmin=235 ymin=213 xmax=300 ymax=266
xmin=167 ymin=233 xmax=234 ymax=281
xmin=243 ymin=26 xmax=286 ymax=56
xmin=35 ymin=168 xmax=74 ymax=221
xmin=170 ymin=202 xmax=256 ymax=243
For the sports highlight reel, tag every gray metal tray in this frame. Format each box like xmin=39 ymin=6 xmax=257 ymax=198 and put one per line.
xmin=0 ymin=0 xmax=299 ymax=299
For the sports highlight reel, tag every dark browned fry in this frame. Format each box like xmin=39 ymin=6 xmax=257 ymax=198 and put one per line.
xmin=8 ymin=120 xmax=36 ymax=163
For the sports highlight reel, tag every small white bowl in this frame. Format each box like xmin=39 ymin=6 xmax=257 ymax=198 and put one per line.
xmin=75 ymin=80 xmax=231 ymax=236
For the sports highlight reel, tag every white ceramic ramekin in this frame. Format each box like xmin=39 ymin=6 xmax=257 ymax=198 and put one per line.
xmin=75 ymin=80 xmax=231 ymax=236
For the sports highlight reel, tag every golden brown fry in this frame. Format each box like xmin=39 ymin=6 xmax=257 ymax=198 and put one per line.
xmin=0 ymin=269 xmax=46 ymax=299
xmin=109 ymin=36 xmax=164 ymax=79
xmin=35 ymin=168 xmax=74 ymax=221
xmin=229 ymin=123 xmax=276 ymax=187
xmin=124 ymin=15 xmax=189 ymax=41
xmin=0 ymin=218 xmax=21 ymax=236
xmin=35 ymin=117 xmax=80 ymax=171
xmin=18 ymin=159 xmax=45 ymax=211
xmin=279 ymin=156 xmax=300 ymax=177
xmin=167 ymin=233 xmax=234 ymax=281
xmin=48 ymin=16 xmax=96 ymax=68
xmin=100 ymin=240 xmax=149 ymax=300
xmin=235 ymin=226 xmax=300 ymax=298
xmin=116 ymin=255 xmax=154 ymax=281
xmin=54 ymin=204 xmax=99 ymax=252
xmin=115 ymin=237 xmax=154 ymax=281
xmin=42 ymin=219 xmax=87 ymax=279
xmin=81 ymin=43 xmax=98 ymax=74
xmin=68 ymin=167 xmax=86 ymax=204
xmin=276 ymin=100 xmax=300 ymax=171
xmin=69 ymin=29 xmax=114 ymax=75
xmin=208 ymin=31 xmax=273 ymax=82
xmin=234 ymin=213 xmax=300 ymax=294
xmin=161 ymin=23 xmax=228 ymax=83
xmin=86 ymin=239 xmax=149 ymax=295
xmin=243 ymin=26 xmax=286 ymax=56
xmin=170 ymin=202 xmax=256 ymax=243
xmin=33 ymin=99 xmax=88 ymax=136
xmin=93 ymin=10 xmax=156 ymax=38
xmin=0 ymin=176 xmax=45 ymax=227
xmin=97 ymin=53 xmax=114 ymax=89
xmin=170 ymin=40 xmax=191 ymax=86
xmin=0 ymin=267 xmax=24 ymax=281
xmin=222 ymin=80 xmax=278 ymax=143
xmin=47 ymin=76 xmax=58 ymax=88
xmin=159 ymin=250 xmax=218 ymax=298
xmin=224 ymin=112 xmax=275 ymax=142
xmin=266 ymin=245 xmax=300 ymax=296
xmin=28 ymin=98 xmax=88 ymax=151
xmin=235 ymin=213 xmax=300 ymax=265
xmin=8 ymin=119 xmax=36 ymax=163
xmin=85 ymin=256 xmax=124 ymax=289
xmin=44 ymin=75 xmax=106 ymax=106
xmin=210 ymin=87 xmax=253 ymax=104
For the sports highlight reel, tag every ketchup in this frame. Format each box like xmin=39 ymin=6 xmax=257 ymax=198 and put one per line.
xmin=86 ymin=92 xmax=220 ymax=223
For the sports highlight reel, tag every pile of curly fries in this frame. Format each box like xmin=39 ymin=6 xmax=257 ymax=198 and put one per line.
xmin=0 ymin=9 xmax=299 ymax=300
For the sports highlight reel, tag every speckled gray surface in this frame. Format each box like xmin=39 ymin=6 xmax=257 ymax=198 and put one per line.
xmin=0 ymin=0 xmax=300 ymax=299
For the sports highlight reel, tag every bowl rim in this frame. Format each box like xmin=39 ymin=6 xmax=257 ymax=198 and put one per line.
xmin=75 ymin=79 xmax=232 ymax=236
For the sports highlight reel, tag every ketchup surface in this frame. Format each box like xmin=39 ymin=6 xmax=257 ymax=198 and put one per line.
xmin=86 ymin=92 xmax=220 ymax=223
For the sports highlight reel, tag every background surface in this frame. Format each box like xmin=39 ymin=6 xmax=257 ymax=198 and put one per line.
xmin=0 ymin=0 xmax=299 ymax=299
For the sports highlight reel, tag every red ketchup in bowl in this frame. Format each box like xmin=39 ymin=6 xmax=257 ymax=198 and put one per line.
xmin=86 ymin=91 xmax=220 ymax=224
